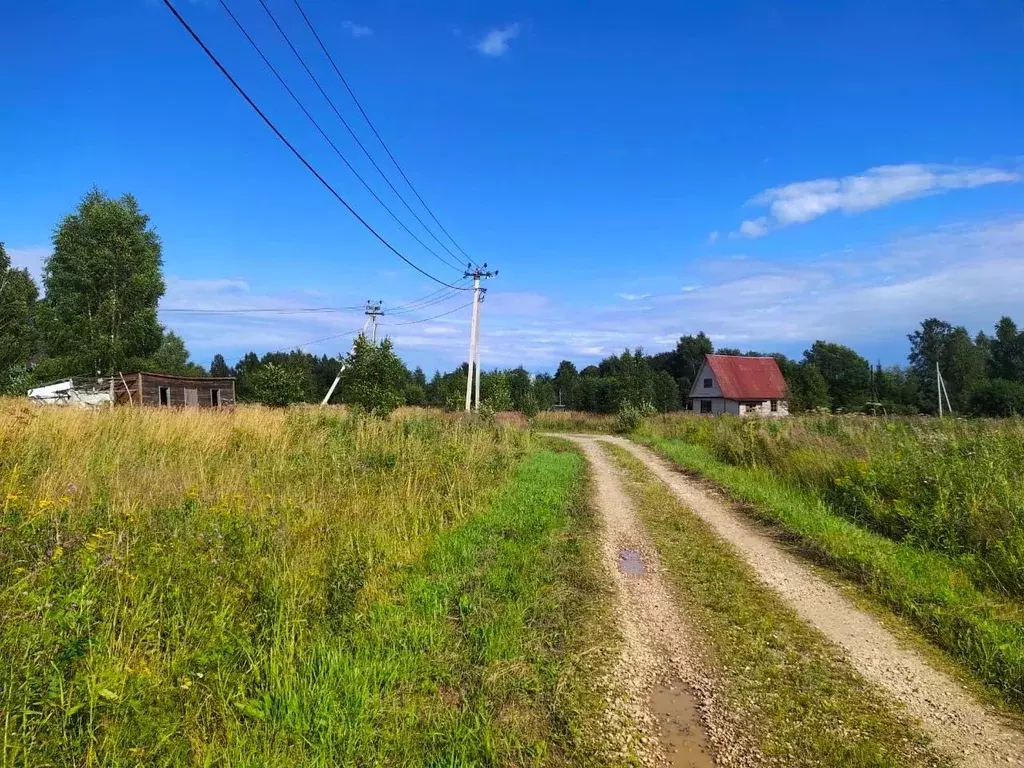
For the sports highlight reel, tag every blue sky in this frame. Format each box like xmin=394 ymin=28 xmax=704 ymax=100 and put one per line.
xmin=2 ymin=0 xmax=1023 ymax=372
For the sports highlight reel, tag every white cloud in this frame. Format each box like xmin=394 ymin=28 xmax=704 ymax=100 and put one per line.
xmin=617 ymin=293 xmax=652 ymax=301
xmin=706 ymin=230 xmax=720 ymax=245
xmin=475 ymin=23 xmax=520 ymax=57
xmin=734 ymin=163 xmax=1020 ymax=238
xmin=342 ymin=21 xmax=372 ymax=38
xmin=153 ymin=217 xmax=1024 ymax=372
xmin=737 ymin=217 xmax=770 ymax=238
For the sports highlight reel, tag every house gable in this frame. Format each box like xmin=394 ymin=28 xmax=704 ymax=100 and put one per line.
xmin=688 ymin=359 xmax=723 ymax=399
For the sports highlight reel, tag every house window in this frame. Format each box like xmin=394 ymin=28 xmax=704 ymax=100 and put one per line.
xmin=211 ymin=389 xmax=220 ymax=407
xmin=700 ymin=399 xmax=713 ymax=414
xmin=703 ymin=378 xmax=713 ymax=388
xmin=159 ymin=386 xmax=170 ymax=406
xmin=771 ymin=399 xmax=778 ymax=412
xmin=184 ymin=388 xmax=199 ymax=407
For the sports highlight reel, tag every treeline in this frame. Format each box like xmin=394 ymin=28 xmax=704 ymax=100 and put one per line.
xmin=5 ymin=189 xmax=1024 ymax=416
xmin=531 ymin=320 xmax=1024 ymax=417
xmin=207 ymin=317 xmax=1024 ymax=417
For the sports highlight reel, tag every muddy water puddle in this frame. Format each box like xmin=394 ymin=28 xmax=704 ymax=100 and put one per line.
xmin=651 ymin=682 xmax=716 ymax=767
xmin=618 ymin=548 xmax=647 ymax=576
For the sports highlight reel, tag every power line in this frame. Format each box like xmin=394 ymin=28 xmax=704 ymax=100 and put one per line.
xmin=217 ymin=0 xmax=464 ymax=275
xmin=161 ymin=305 xmax=364 ymax=314
xmin=382 ymin=301 xmax=474 ymax=326
xmin=296 ymin=300 xmax=470 ymax=348
xmin=295 ymin=325 xmax=367 ymax=349
xmin=292 ymin=0 xmax=479 ymax=268
xmin=253 ymin=0 xmax=467 ymax=272
xmin=159 ymin=276 xmax=471 ymax=317
xmin=387 ymin=287 xmax=466 ymax=315
xmin=160 ymin=0 xmax=470 ymax=291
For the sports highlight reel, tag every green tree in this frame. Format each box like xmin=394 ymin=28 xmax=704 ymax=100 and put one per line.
xmin=532 ymin=373 xmax=556 ymax=411
xmin=148 ymin=330 xmax=205 ymax=376
xmin=506 ymin=366 xmax=532 ymax=411
xmin=803 ymin=341 xmax=871 ymax=410
xmin=990 ymin=316 xmax=1024 ymax=381
xmin=970 ymin=379 xmax=1024 ymax=417
xmin=651 ymin=370 xmax=679 ymax=412
xmin=0 ymin=242 xmax=40 ymax=373
xmin=481 ymin=371 xmax=513 ymax=411
xmin=40 ymin=189 xmax=165 ymax=375
xmin=210 ymin=353 xmax=232 ymax=378
xmin=941 ymin=327 xmax=987 ymax=412
xmin=908 ymin=318 xmax=987 ymax=413
xmin=664 ymin=332 xmax=714 ymax=392
xmin=553 ymin=360 xmax=578 ymax=408
xmin=233 ymin=352 xmax=263 ymax=402
xmin=249 ymin=362 xmax=306 ymax=407
xmin=786 ymin=362 xmax=830 ymax=412
xmin=873 ymin=364 xmax=921 ymax=413
xmin=338 ymin=336 xmax=408 ymax=415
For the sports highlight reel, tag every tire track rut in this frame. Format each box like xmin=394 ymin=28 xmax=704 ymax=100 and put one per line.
xmin=600 ymin=435 xmax=1023 ymax=767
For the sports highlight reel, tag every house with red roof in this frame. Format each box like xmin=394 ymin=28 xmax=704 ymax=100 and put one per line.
xmin=688 ymin=354 xmax=789 ymax=416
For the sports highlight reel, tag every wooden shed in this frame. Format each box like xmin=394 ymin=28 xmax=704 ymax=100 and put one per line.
xmin=114 ymin=372 xmax=236 ymax=408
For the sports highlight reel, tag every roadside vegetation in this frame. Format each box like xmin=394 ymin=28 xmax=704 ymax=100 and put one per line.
xmin=639 ymin=414 xmax=1024 ymax=709
xmin=602 ymin=442 xmax=946 ymax=767
xmin=0 ymin=402 xmax=614 ymax=766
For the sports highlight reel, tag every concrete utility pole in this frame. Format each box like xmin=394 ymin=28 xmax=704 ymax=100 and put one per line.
xmin=321 ymin=302 xmax=381 ymax=406
xmin=364 ymin=300 xmax=383 ymax=343
xmin=463 ymin=264 xmax=497 ymax=412
xmin=474 ymin=289 xmax=484 ymax=409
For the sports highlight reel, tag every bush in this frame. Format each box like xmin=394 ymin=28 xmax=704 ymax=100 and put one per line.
xmin=970 ymin=379 xmax=1024 ymax=417
xmin=520 ymin=392 xmax=539 ymax=419
xmin=0 ymin=365 xmax=32 ymax=396
xmin=616 ymin=400 xmax=655 ymax=434
xmin=339 ymin=336 xmax=407 ymax=416
xmin=248 ymin=363 xmax=306 ymax=407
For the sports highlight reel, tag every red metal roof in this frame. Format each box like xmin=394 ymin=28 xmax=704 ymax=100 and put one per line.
xmin=704 ymin=355 xmax=789 ymax=400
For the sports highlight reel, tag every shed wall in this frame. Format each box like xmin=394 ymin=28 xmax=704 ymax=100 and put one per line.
xmin=133 ymin=374 xmax=236 ymax=408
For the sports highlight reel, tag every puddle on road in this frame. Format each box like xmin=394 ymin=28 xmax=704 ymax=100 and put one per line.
xmin=618 ymin=549 xmax=647 ymax=576
xmin=651 ymin=683 xmax=717 ymax=767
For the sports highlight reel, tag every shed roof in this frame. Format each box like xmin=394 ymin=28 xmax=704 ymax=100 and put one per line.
xmin=703 ymin=355 xmax=788 ymax=400
xmin=129 ymin=372 xmax=235 ymax=383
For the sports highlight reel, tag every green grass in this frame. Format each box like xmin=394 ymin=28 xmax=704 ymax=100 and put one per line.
xmin=645 ymin=414 xmax=1024 ymax=597
xmin=642 ymin=435 xmax=1024 ymax=712
xmin=602 ymin=442 xmax=946 ymax=768
xmin=531 ymin=411 xmax=617 ymax=434
xmin=0 ymin=403 xmax=617 ymax=766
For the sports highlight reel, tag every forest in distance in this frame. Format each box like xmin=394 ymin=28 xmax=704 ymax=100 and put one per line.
xmin=3 ymin=189 xmax=1024 ymax=417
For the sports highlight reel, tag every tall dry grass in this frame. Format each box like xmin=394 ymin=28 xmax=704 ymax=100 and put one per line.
xmin=3 ymin=401 xmax=597 ymax=766
xmin=644 ymin=414 xmax=1024 ymax=596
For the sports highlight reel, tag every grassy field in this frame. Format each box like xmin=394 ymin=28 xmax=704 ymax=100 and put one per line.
xmin=0 ymin=402 xmax=614 ymax=767
xmin=638 ymin=415 xmax=1024 ymax=709
xmin=531 ymin=411 xmax=618 ymax=434
xmin=602 ymin=442 xmax=946 ymax=767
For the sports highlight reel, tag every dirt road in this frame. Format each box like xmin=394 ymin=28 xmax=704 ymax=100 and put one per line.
xmin=566 ymin=436 xmax=757 ymax=767
xmin=590 ymin=434 xmax=1024 ymax=767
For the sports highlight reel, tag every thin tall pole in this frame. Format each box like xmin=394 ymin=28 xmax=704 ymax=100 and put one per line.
xmin=937 ymin=362 xmax=943 ymax=418
xmin=473 ymin=292 xmax=483 ymax=410
xmin=464 ymin=275 xmax=481 ymax=412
